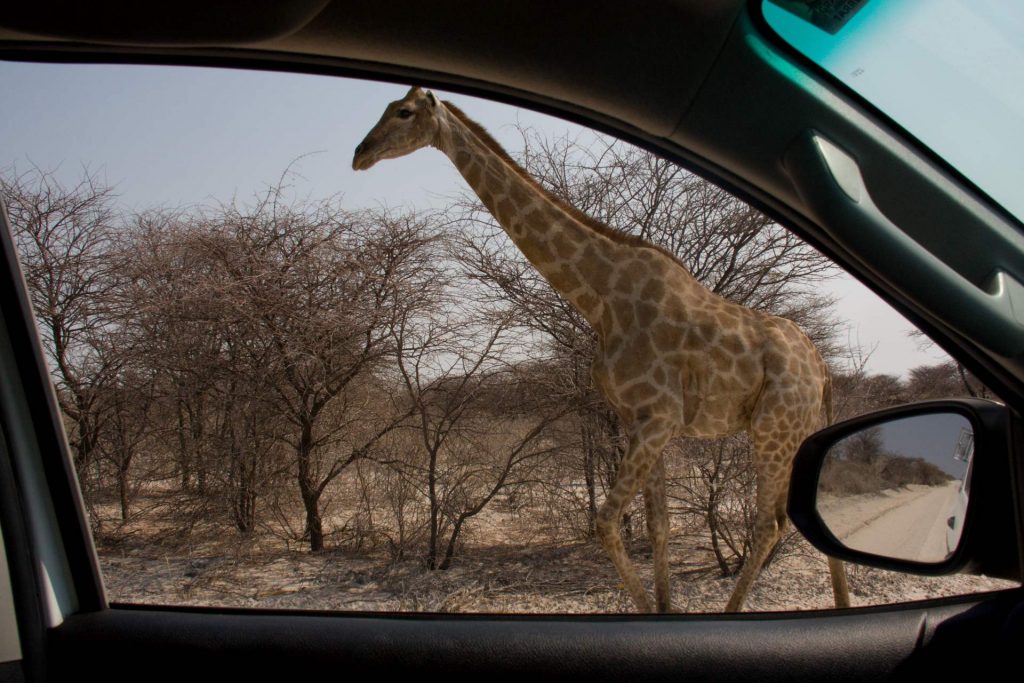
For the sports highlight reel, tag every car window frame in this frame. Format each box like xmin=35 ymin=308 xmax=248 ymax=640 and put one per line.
xmin=0 ymin=3 xmax=1023 ymax=679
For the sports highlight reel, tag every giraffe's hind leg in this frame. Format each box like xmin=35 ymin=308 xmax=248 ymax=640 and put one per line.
xmin=724 ymin=451 xmax=788 ymax=613
xmin=725 ymin=388 xmax=816 ymax=612
xmin=597 ymin=418 xmax=672 ymax=613
xmin=750 ymin=495 xmax=851 ymax=609
xmin=828 ymin=556 xmax=851 ymax=608
xmin=643 ymin=455 xmax=671 ymax=612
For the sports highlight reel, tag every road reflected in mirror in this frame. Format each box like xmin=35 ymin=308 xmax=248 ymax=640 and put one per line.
xmin=816 ymin=412 xmax=974 ymax=563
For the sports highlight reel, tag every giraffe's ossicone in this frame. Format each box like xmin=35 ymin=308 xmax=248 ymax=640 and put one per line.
xmin=353 ymin=87 xmax=850 ymax=613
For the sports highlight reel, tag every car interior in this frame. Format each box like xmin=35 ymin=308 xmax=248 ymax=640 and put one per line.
xmin=1 ymin=0 xmax=1022 ymax=680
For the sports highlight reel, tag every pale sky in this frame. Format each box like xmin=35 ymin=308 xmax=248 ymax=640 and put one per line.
xmin=0 ymin=60 xmax=948 ymax=378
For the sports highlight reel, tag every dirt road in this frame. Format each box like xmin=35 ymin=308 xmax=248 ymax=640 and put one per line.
xmin=824 ymin=482 xmax=960 ymax=562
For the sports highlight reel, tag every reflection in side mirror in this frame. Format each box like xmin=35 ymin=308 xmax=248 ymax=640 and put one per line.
xmin=816 ymin=413 xmax=974 ymax=564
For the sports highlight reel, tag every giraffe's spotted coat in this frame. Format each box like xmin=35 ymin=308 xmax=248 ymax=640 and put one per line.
xmin=353 ymin=87 xmax=850 ymax=614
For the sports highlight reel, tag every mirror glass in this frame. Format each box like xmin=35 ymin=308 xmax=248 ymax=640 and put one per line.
xmin=816 ymin=412 xmax=974 ymax=563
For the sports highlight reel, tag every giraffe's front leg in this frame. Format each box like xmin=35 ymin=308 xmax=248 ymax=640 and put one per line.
xmin=596 ymin=419 xmax=671 ymax=613
xmin=643 ymin=455 xmax=672 ymax=612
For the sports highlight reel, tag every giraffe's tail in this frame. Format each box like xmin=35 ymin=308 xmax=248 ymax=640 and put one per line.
xmin=820 ymin=370 xmax=850 ymax=608
xmin=822 ymin=371 xmax=835 ymax=427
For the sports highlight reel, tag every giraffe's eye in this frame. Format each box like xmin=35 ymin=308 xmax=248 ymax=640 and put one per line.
xmin=397 ymin=108 xmax=413 ymax=119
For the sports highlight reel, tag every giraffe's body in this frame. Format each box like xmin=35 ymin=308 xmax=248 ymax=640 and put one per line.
xmin=354 ymin=87 xmax=850 ymax=612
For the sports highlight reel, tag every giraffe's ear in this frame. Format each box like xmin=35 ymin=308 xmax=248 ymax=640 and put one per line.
xmin=425 ymin=91 xmax=438 ymax=108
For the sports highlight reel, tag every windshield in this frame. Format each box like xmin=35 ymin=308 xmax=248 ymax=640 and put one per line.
xmin=763 ymin=0 xmax=1024 ymax=224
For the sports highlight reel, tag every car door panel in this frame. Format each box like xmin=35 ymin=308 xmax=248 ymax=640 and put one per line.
xmin=43 ymin=594 xmax=1021 ymax=680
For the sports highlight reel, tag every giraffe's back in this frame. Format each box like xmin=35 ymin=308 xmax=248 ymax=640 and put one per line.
xmin=593 ymin=259 xmax=770 ymax=438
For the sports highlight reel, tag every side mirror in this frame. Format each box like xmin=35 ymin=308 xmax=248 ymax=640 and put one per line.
xmin=789 ymin=399 xmax=1020 ymax=578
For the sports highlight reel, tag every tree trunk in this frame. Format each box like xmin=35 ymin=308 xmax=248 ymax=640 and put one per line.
xmin=581 ymin=420 xmax=598 ymax=538
xmin=176 ymin=400 xmax=192 ymax=491
xmin=72 ymin=408 xmax=100 ymax=488
xmin=228 ymin=422 xmax=258 ymax=534
xmin=427 ymin=443 xmax=441 ymax=569
xmin=296 ymin=420 xmax=325 ymax=552
xmin=118 ymin=461 xmax=131 ymax=522
xmin=304 ymin=495 xmax=324 ymax=552
xmin=438 ymin=516 xmax=466 ymax=570
xmin=706 ymin=486 xmax=733 ymax=576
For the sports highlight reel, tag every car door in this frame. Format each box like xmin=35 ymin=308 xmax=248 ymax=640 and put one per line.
xmin=1 ymin=1 xmax=1023 ymax=681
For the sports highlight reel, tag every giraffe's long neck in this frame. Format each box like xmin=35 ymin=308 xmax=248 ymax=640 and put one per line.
xmin=433 ymin=104 xmax=619 ymax=329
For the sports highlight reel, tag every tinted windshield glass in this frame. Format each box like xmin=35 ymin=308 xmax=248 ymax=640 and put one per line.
xmin=763 ymin=0 xmax=1024 ymax=223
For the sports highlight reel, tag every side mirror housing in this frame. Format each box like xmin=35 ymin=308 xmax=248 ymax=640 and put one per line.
xmin=789 ymin=399 xmax=1021 ymax=579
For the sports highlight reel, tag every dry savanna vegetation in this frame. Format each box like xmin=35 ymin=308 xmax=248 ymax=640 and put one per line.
xmin=2 ymin=129 xmax=1010 ymax=613
xmin=819 ymin=425 xmax=954 ymax=497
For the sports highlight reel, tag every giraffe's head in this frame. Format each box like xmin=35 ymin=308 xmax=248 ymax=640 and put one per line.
xmin=352 ymin=86 xmax=442 ymax=171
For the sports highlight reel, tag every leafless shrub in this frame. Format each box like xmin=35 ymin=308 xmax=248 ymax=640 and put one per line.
xmin=669 ymin=435 xmax=758 ymax=577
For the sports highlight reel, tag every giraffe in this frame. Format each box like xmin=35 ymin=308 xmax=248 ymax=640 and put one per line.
xmin=352 ymin=87 xmax=850 ymax=613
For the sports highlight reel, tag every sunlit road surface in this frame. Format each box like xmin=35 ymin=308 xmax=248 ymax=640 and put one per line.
xmin=825 ymin=481 xmax=961 ymax=562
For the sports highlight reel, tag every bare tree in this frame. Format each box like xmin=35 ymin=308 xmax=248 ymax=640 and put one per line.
xmin=2 ymin=166 xmax=122 ymax=482
xmin=94 ymin=361 xmax=157 ymax=521
xmin=906 ymin=329 xmax=993 ymax=400
xmin=905 ymin=360 xmax=990 ymax=400
xmin=122 ymin=210 xmax=226 ymax=495
xmin=188 ymin=189 xmax=439 ymax=551
xmin=384 ymin=302 xmax=569 ymax=569
xmin=119 ymin=210 xmax=288 ymax=533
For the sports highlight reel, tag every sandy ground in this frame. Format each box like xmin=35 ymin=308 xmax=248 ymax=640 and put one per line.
xmin=96 ymin=490 xmax=1015 ymax=614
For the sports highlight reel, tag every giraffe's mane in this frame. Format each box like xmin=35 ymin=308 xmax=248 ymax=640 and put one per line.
xmin=443 ymin=101 xmax=688 ymax=266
